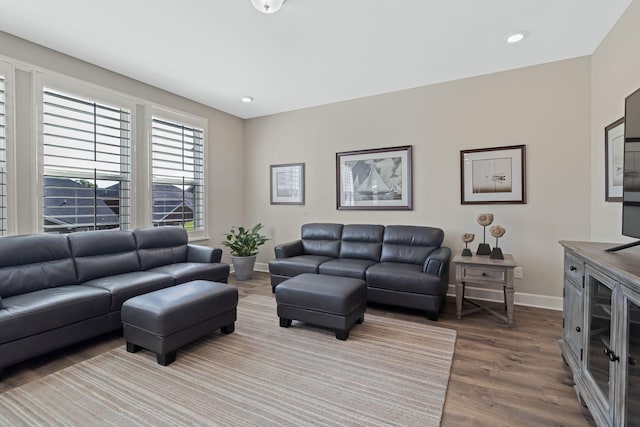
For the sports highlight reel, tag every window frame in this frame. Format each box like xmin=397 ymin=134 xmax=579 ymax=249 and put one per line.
xmin=148 ymin=105 xmax=208 ymax=240
xmin=35 ymin=72 xmax=137 ymax=233
xmin=0 ymin=60 xmax=15 ymax=236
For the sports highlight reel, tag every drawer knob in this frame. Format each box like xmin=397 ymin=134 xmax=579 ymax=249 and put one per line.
xmin=481 ymin=272 xmax=487 ymax=276
xmin=569 ymin=266 xmax=577 ymax=272
xmin=576 ymin=326 xmax=581 ymax=332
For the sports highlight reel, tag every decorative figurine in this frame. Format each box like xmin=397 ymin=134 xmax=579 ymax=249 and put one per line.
xmin=461 ymin=233 xmax=474 ymax=256
xmin=476 ymin=213 xmax=494 ymax=255
xmin=489 ymin=225 xmax=506 ymax=260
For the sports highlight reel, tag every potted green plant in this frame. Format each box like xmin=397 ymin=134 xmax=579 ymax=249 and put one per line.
xmin=221 ymin=223 xmax=269 ymax=281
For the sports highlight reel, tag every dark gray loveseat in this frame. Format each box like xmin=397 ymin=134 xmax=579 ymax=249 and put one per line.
xmin=268 ymin=223 xmax=451 ymax=320
xmin=0 ymin=226 xmax=229 ymax=377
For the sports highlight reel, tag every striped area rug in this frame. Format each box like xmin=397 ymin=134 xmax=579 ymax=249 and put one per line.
xmin=0 ymin=295 xmax=456 ymax=426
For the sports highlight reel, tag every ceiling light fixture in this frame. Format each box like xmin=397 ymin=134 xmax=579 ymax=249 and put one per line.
xmin=251 ymin=0 xmax=286 ymax=14
xmin=505 ymin=32 xmax=527 ymax=44
xmin=242 ymin=96 xmax=254 ymax=103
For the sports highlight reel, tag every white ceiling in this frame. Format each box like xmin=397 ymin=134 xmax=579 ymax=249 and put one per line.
xmin=0 ymin=0 xmax=632 ymax=119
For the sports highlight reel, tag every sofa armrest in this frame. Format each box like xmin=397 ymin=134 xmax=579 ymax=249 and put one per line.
xmin=274 ymin=240 xmax=303 ymax=259
xmin=423 ymin=247 xmax=451 ymax=277
xmin=187 ymin=244 xmax=223 ymax=263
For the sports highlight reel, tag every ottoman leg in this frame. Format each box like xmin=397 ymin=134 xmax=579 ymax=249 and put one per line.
xmin=279 ymin=317 xmax=292 ymax=328
xmin=335 ymin=329 xmax=349 ymax=340
xmin=221 ymin=323 xmax=235 ymax=334
xmin=356 ymin=315 xmax=365 ymax=324
xmin=157 ymin=351 xmax=177 ymax=366
xmin=126 ymin=342 xmax=141 ymax=353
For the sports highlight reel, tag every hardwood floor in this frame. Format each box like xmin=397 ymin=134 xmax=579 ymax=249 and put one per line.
xmin=0 ymin=272 xmax=595 ymax=426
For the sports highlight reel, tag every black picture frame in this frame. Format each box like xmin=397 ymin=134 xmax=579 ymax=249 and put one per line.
xmin=336 ymin=145 xmax=412 ymax=210
xmin=460 ymin=145 xmax=526 ymax=204
xmin=605 ymin=117 xmax=624 ymax=202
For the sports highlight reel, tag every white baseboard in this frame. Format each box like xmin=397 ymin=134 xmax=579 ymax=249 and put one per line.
xmin=230 ymin=262 xmax=269 ymax=274
xmin=446 ymin=284 xmax=562 ymax=311
xmin=237 ymin=264 xmax=563 ymax=311
xmin=255 ymin=262 xmax=269 ymax=273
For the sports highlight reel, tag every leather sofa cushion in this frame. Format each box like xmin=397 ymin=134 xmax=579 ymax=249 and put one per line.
xmin=380 ymin=225 xmax=444 ymax=265
xmin=68 ymin=230 xmax=141 ymax=283
xmin=134 ymin=226 xmax=188 ymax=270
xmin=0 ymin=285 xmax=111 ymax=344
xmin=147 ymin=262 xmax=230 ymax=285
xmin=82 ymin=271 xmax=175 ymax=311
xmin=339 ymin=224 xmax=383 ymax=261
xmin=301 ymin=223 xmax=342 ymax=258
xmin=0 ymin=234 xmax=77 ymax=298
xmin=269 ymin=255 xmax=333 ymax=277
xmin=318 ymin=258 xmax=377 ymax=280
xmin=366 ymin=262 xmax=443 ymax=295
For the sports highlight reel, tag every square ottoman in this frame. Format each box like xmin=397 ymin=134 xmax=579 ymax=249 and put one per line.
xmin=121 ymin=280 xmax=238 ymax=366
xmin=275 ymin=273 xmax=366 ymax=340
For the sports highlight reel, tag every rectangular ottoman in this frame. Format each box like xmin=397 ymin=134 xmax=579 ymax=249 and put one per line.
xmin=121 ymin=280 xmax=238 ymax=366
xmin=275 ymin=273 xmax=366 ymax=340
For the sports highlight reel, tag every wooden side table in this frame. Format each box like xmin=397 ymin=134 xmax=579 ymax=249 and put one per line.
xmin=452 ymin=253 xmax=517 ymax=327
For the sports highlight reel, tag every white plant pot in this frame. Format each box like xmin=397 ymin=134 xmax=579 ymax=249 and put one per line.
xmin=232 ymin=255 xmax=257 ymax=281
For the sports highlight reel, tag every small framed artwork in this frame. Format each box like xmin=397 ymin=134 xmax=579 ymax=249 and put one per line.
xmin=336 ymin=145 xmax=412 ymax=210
xmin=460 ymin=145 xmax=526 ymax=204
xmin=270 ymin=163 xmax=305 ymax=205
xmin=605 ymin=117 xmax=624 ymax=202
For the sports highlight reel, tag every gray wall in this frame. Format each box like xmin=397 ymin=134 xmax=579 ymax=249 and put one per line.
xmin=245 ymin=56 xmax=591 ymax=306
xmin=245 ymin=1 xmax=640 ymax=307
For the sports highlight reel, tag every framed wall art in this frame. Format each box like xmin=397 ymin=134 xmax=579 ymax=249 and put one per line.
xmin=336 ymin=145 xmax=412 ymax=210
xmin=605 ymin=117 xmax=624 ymax=202
xmin=460 ymin=145 xmax=526 ymax=204
xmin=270 ymin=163 xmax=305 ymax=205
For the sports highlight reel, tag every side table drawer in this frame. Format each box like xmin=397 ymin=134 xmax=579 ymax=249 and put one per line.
xmin=564 ymin=252 xmax=584 ymax=284
xmin=461 ymin=266 xmax=506 ymax=284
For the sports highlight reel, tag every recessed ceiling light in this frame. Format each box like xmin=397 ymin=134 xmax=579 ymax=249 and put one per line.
xmin=242 ymin=96 xmax=254 ymax=103
xmin=505 ymin=32 xmax=527 ymax=44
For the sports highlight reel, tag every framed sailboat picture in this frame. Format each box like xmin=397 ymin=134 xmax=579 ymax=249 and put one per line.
xmin=336 ymin=145 xmax=413 ymax=210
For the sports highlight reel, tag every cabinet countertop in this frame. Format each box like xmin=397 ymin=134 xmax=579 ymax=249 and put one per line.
xmin=559 ymin=240 xmax=640 ymax=292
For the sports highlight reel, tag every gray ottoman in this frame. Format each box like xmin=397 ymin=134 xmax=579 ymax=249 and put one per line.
xmin=121 ymin=280 xmax=238 ymax=366
xmin=275 ymin=273 xmax=366 ymax=340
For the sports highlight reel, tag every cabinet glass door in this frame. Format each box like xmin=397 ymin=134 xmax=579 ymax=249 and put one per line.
xmin=586 ymin=270 xmax=614 ymax=403
xmin=626 ymin=295 xmax=639 ymax=426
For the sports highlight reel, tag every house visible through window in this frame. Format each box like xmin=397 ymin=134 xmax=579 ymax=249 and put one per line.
xmin=42 ymin=88 xmax=131 ymax=233
xmin=0 ymin=74 xmax=7 ymax=236
xmin=151 ymin=116 xmax=204 ymax=231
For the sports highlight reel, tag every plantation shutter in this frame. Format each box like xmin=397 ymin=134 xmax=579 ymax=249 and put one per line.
xmin=151 ymin=117 xmax=204 ymax=231
xmin=0 ymin=75 xmax=6 ymax=236
xmin=42 ymin=88 xmax=131 ymax=233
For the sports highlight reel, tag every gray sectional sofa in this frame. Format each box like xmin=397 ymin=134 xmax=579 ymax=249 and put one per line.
xmin=268 ymin=223 xmax=451 ymax=321
xmin=0 ymin=226 xmax=229 ymax=377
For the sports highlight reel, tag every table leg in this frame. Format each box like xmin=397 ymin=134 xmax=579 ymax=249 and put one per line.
xmin=456 ymin=282 xmax=464 ymax=319
xmin=505 ymin=285 xmax=515 ymax=327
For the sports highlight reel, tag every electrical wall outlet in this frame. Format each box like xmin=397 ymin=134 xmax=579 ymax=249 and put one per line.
xmin=514 ymin=266 xmax=523 ymax=279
